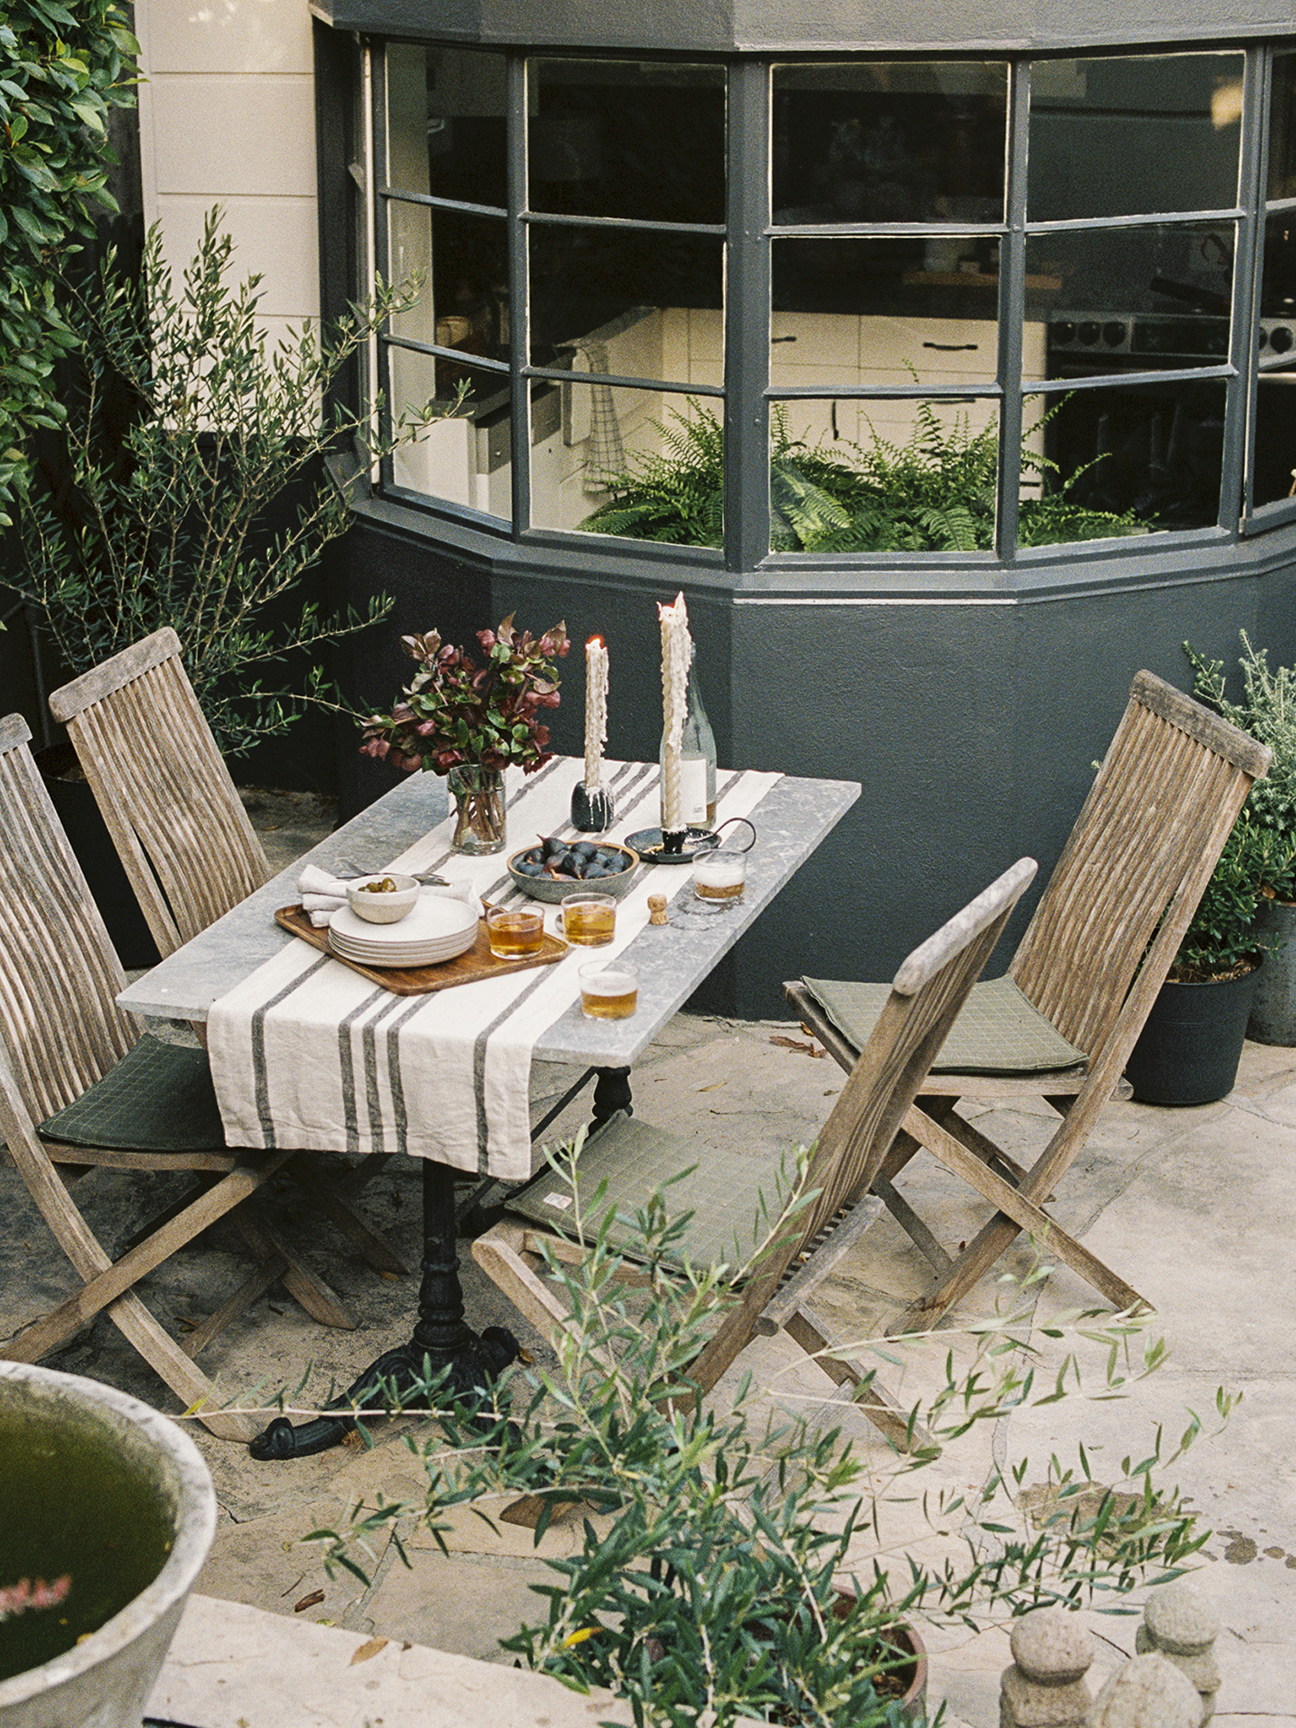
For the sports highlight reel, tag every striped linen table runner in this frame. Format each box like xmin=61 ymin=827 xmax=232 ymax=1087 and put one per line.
xmin=207 ymin=758 xmax=781 ymax=1180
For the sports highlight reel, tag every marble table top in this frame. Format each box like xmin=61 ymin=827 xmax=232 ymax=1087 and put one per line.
xmin=117 ymin=764 xmax=860 ymax=1069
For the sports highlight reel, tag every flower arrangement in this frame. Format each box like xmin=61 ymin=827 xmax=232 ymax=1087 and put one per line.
xmin=360 ymin=616 xmax=570 ymax=776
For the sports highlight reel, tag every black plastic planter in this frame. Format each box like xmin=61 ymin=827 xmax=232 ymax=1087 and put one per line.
xmin=1124 ymin=961 xmax=1261 ymax=1106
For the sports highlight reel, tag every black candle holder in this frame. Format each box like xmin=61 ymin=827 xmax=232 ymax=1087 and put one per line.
xmin=571 ymin=780 xmax=616 ymax=832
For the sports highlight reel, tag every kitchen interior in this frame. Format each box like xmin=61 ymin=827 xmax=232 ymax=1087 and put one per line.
xmin=383 ymin=46 xmax=1296 ymax=538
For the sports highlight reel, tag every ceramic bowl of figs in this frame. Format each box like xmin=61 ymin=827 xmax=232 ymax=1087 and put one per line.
xmin=507 ymin=836 xmax=640 ymax=902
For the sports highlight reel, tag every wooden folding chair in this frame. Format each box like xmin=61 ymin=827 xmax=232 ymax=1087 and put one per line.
xmin=786 ymin=670 xmax=1272 ymax=1335
xmin=47 ymin=628 xmax=405 ymax=1305
xmin=472 ymin=857 xmax=1038 ymax=1452
xmin=0 ymin=713 xmax=347 ymax=1440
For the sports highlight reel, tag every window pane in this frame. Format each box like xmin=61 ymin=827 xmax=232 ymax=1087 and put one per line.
xmin=768 ymin=398 xmax=999 ymax=553
xmin=388 ymin=44 xmax=508 ymax=209
xmin=528 ymin=61 xmax=725 ymax=223
xmin=1253 ymin=366 xmax=1296 ymax=506
xmin=1024 ymin=380 xmax=1225 ymax=540
xmin=529 ymin=225 xmax=723 ymax=378
xmin=1028 ymin=54 xmax=1242 ymax=222
xmin=1026 ymin=222 xmax=1235 ymax=374
xmin=387 ymin=202 xmax=509 ymax=365
xmin=387 ymin=357 xmax=512 ymax=523
xmin=772 ymin=238 xmax=1001 ymax=386
xmin=772 ymin=62 xmax=1008 ymax=226
xmin=536 ymin=390 xmax=723 ymax=544
xmin=1268 ymin=51 xmax=1296 ymax=203
xmin=1261 ymin=211 xmax=1296 ymax=326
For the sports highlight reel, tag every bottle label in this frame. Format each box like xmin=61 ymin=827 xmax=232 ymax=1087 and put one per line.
xmin=679 ymin=759 xmax=708 ymax=827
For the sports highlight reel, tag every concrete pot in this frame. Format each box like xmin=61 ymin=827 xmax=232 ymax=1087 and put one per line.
xmin=0 ymin=1364 xmax=216 ymax=1728
xmin=1124 ymin=960 xmax=1262 ymax=1106
xmin=1247 ymin=898 xmax=1296 ymax=1045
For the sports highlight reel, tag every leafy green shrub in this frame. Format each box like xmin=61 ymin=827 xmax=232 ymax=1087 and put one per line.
xmin=10 ymin=209 xmax=455 ymax=756
xmin=1171 ymin=812 xmax=1296 ymax=982
xmin=580 ymin=400 xmax=1144 ymax=554
xmin=0 ymin=0 xmax=137 ymax=525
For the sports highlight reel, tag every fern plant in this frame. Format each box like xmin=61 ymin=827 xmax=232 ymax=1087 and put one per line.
xmin=580 ymin=398 xmax=1143 ymax=554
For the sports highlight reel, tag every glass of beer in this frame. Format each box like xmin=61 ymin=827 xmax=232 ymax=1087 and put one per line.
xmin=693 ymin=850 xmax=746 ymax=905
xmin=558 ymin=892 xmax=617 ymax=946
xmin=579 ymin=961 xmax=638 ymax=1020
xmin=487 ymin=905 xmax=545 ymax=959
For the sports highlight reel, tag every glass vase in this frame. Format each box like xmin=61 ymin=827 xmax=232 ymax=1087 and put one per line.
xmin=447 ymin=764 xmax=506 ymax=855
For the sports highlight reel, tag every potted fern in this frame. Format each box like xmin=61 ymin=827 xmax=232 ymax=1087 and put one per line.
xmin=580 ymin=400 xmax=1143 ymax=552
xmin=1186 ymin=633 xmax=1296 ymax=1044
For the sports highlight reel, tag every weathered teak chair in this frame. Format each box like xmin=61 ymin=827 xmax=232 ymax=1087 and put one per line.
xmin=785 ymin=669 xmax=1271 ymax=1335
xmin=0 ymin=713 xmax=333 ymax=1441
xmin=47 ymin=627 xmax=404 ymax=1292
xmin=472 ymin=857 xmax=1038 ymax=1452
xmin=47 ymin=627 xmax=272 ymax=955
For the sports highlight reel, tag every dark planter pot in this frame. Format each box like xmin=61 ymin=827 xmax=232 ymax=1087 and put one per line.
xmin=827 ymin=1597 xmax=927 ymax=1726
xmin=36 ymin=744 xmax=160 ymax=969
xmin=1124 ymin=959 xmax=1262 ymax=1106
xmin=1247 ymin=899 xmax=1296 ymax=1046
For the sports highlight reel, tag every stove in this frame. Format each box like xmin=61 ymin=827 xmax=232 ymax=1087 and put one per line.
xmin=1046 ymin=309 xmax=1296 ymax=362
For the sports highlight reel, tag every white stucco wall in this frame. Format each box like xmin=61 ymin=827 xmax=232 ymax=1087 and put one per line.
xmin=135 ymin=0 xmax=319 ymax=341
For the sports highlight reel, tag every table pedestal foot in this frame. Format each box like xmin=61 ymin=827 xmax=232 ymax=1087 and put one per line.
xmin=250 ymin=1160 xmax=519 ymax=1461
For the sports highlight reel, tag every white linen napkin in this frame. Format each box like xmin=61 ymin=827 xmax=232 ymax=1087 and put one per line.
xmin=297 ymin=864 xmax=483 ymax=926
xmin=210 ymin=760 xmax=780 ymax=1180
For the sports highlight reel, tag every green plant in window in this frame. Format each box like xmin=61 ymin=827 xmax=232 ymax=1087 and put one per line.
xmin=579 ymin=399 xmax=1144 ymax=553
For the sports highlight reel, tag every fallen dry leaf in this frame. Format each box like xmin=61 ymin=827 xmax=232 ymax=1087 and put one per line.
xmin=695 ymin=1080 xmax=727 ymax=1092
xmin=293 ymin=1589 xmax=325 ymax=1613
xmin=350 ymin=1635 xmax=389 ymax=1665
xmin=768 ymin=1034 xmax=825 ymax=1058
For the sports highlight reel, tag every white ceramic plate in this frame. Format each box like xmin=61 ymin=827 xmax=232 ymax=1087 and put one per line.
xmin=327 ymin=896 xmax=479 ymax=967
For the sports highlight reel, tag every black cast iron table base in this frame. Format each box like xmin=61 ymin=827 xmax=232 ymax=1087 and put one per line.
xmin=249 ymin=1065 xmax=633 ymax=1461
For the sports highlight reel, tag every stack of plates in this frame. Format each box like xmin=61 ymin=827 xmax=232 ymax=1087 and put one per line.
xmin=328 ymin=896 xmax=479 ymax=968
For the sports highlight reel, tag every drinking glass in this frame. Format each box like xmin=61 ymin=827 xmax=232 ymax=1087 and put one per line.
xmin=487 ymin=905 xmax=545 ymax=958
xmin=558 ymin=892 xmax=617 ymax=946
xmin=579 ymin=961 xmax=638 ymax=1019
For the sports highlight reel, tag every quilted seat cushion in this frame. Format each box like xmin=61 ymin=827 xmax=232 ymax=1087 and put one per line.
xmin=37 ymin=1035 xmax=228 ymax=1153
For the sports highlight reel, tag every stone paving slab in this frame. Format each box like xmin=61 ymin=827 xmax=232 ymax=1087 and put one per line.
xmin=147 ymin=1593 xmax=633 ymax=1727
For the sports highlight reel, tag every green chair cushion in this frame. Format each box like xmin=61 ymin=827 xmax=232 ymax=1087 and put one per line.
xmin=37 ymin=1035 xmax=228 ymax=1154
xmin=508 ymin=1117 xmax=798 ymax=1274
xmin=801 ymin=973 xmax=1087 ymax=1074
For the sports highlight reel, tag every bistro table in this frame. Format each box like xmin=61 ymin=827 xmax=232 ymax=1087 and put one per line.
xmin=118 ymin=758 xmax=859 ymax=1457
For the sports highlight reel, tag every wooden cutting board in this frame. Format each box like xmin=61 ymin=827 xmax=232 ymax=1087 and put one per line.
xmin=275 ymin=905 xmax=567 ymax=996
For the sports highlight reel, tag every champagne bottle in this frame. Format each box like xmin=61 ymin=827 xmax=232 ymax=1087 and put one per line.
xmin=660 ymin=666 xmax=717 ymax=832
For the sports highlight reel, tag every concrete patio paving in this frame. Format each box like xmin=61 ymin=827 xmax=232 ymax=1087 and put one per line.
xmin=2 ymin=792 xmax=1293 ymax=1725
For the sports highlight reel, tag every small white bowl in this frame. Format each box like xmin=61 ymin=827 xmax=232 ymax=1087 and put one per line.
xmin=345 ymin=873 xmax=420 ymax=923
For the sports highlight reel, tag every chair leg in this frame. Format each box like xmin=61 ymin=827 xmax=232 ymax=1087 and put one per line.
xmin=1 ymin=1136 xmax=265 ymax=1442
xmin=888 ymin=1104 xmax=1148 ymax=1333
xmin=780 ymin=1307 xmax=929 ymax=1453
xmin=231 ymin=1206 xmax=357 ymax=1330
xmin=284 ymin=1153 xmax=407 ymax=1275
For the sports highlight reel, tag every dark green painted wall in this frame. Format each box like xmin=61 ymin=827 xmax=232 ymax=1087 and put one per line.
xmin=332 ymin=504 xmax=1296 ymax=1017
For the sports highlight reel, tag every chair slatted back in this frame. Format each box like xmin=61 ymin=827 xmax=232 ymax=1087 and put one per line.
xmin=0 ymin=715 xmax=136 ymax=1123
xmin=1010 ymin=671 xmax=1271 ymax=1062
xmin=705 ymin=857 xmax=1037 ymax=1359
xmin=48 ymin=629 xmax=271 ymax=955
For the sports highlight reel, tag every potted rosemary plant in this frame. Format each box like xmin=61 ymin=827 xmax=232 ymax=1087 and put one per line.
xmin=360 ymin=616 xmax=570 ymax=854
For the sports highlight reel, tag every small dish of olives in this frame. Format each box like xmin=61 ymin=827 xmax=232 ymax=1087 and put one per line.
xmin=507 ymin=838 xmax=640 ymax=903
xmin=346 ymin=872 xmax=421 ymax=923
